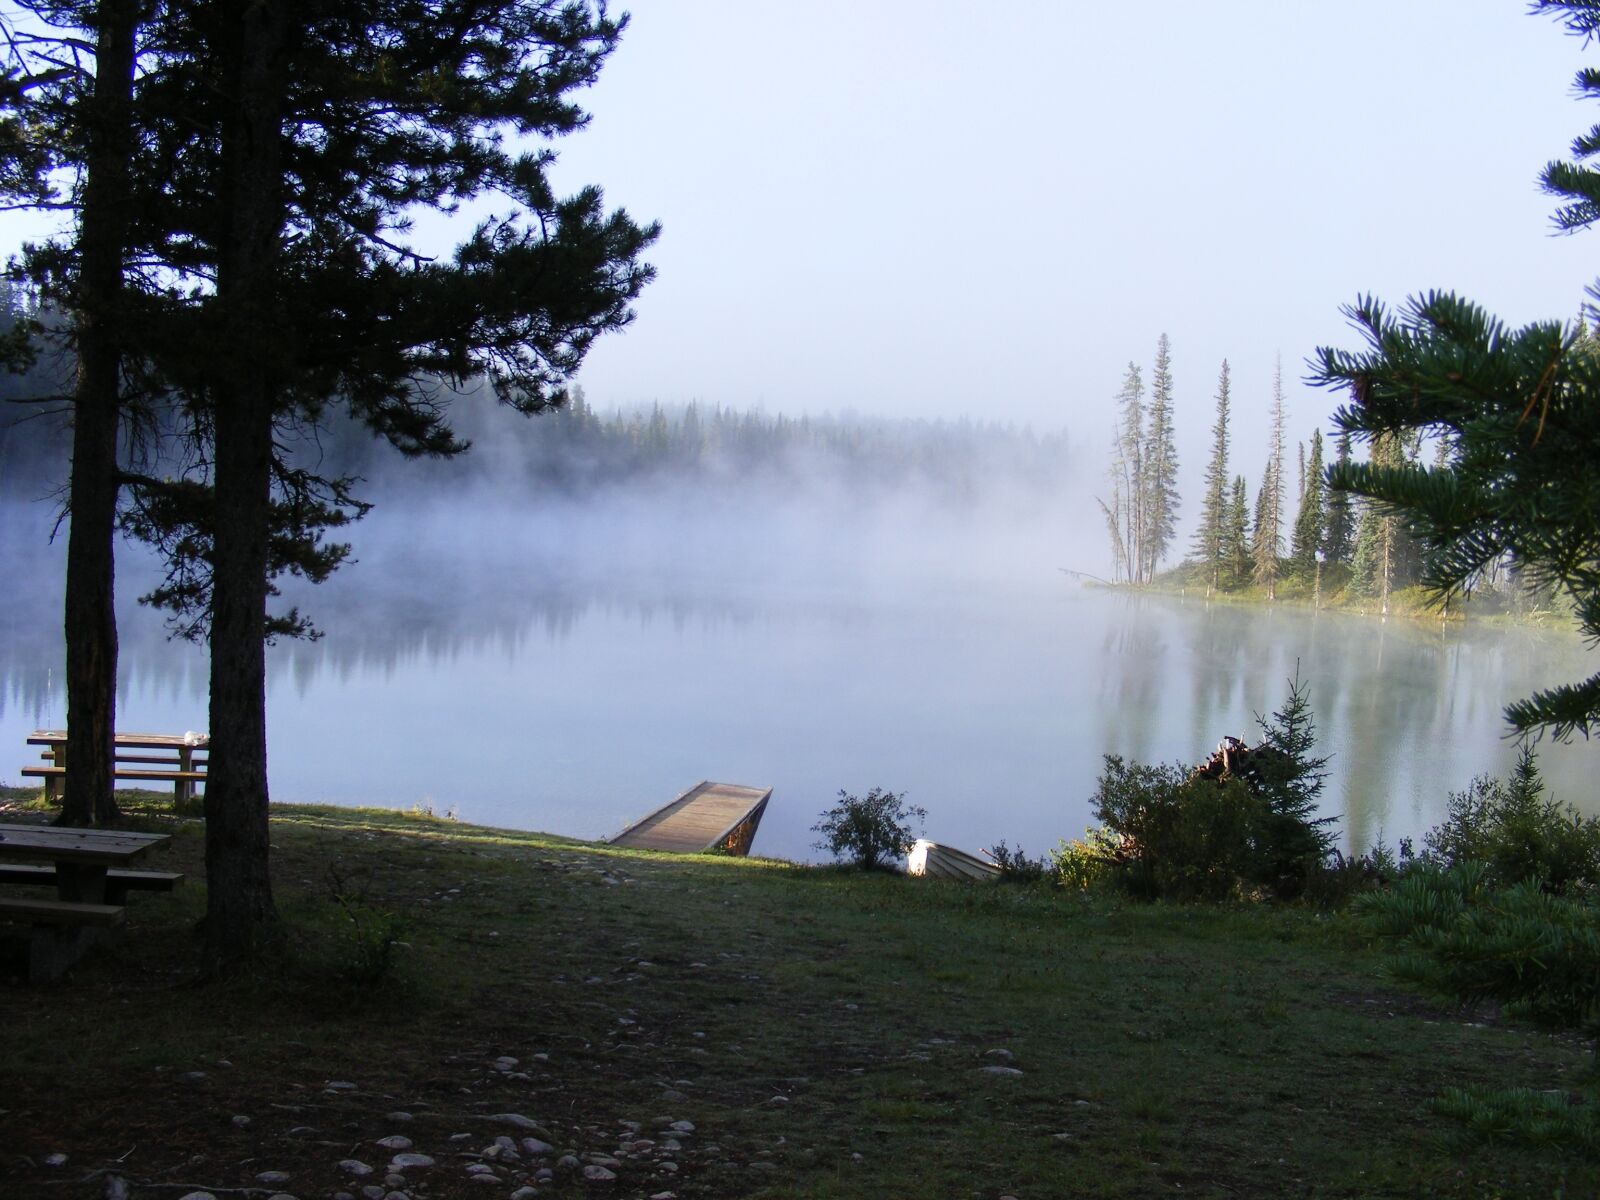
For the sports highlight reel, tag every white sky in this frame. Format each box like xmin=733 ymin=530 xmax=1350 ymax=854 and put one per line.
xmin=539 ymin=0 xmax=1600 ymax=475
xmin=3 ymin=0 xmax=1596 ymax=492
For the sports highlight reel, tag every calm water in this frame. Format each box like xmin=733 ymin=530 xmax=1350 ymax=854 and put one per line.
xmin=2 ymin=494 xmax=1594 ymax=862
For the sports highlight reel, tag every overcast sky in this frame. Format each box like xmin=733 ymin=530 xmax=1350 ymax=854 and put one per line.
xmin=534 ymin=0 xmax=1599 ymax=475
xmin=3 ymin=0 xmax=1596 ymax=494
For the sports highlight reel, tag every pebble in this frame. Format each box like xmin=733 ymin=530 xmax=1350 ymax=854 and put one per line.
xmin=465 ymin=1163 xmax=497 ymax=1176
xmin=985 ymin=1048 xmax=1015 ymax=1061
xmin=557 ymin=1155 xmax=581 ymax=1171
xmin=177 ymin=1193 xmax=217 ymax=1200
xmin=389 ymin=1152 xmax=435 ymax=1170
xmin=487 ymin=1112 xmax=544 ymax=1131
xmin=669 ymin=1120 xmax=695 ymax=1134
xmin=375 ymin=1136 xmax=412 ymax=1151
xmin=361 ymin=1187 xmax=386 ymax=1200
xmin=650 ymin=1193 xmax=678 ymax=1200
xmin=978 ymin=1066 xmax=1025 ymax=1078
xmin=384 ymin=1176 xmax=406 ymax=1189
xmin=535 ymin=1167 xmax=555 ymax=1182
xmin=660 ymin=1089 xmax=688 ymax=1102
xmin=582 ymin=1165 xmax=618 ymax=1182
xmin=385 ymin=1111 xmax=413 ymax=1123
xmin=510 ymin=1189 xmax=539 ymax=1200
xmin=43 ymin=1153 xmax=67 ymax=1167
xmin=231 ymin=1114 xmax=252 ymax=1129
xmin=587 ymin=1154 xmax=622 ymax=1169
xmin=339 ymin=1160 xmax=374 ymax=1177
xmin=521 ymin=1137 xmax=555 ymax=1155
xmin=325 ymin=1080 xmax=358 ymax=1091
xmin=181 ymin=1071 xmax=208 ymax=1083
xmin=256 ymin=1172 xmax=291 ymax=1185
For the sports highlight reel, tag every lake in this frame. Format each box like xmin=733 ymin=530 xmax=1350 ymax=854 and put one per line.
xmin=1 ymin=490 xmax=1594 ymax=863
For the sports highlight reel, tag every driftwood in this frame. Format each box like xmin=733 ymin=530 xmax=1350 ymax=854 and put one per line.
xmin=1189 ymin=736 xmax=1290 ymax=788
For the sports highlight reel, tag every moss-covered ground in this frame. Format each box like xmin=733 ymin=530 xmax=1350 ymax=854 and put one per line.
xmin=0 ymin=791 xmax=1593 ymax=1198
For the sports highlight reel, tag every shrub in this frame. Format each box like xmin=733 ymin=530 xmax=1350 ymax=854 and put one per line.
xmin=1050 ymin=827 xmax=1120 ymax=891
xmin=1422 ymin=747 xmax=1600 ymax=894
xmin=1090 ymin=756 xmax=1270 ymax=901
xmin=1360 ymin=862 xmax=1600 ymax=1031
xmin=812 ymin=787 xmax=926 ymax=870
xmin=983 ymin=840 xmax=1050 ymax=885
xmin=1083 ymin=673 xmax=1337 ymax=902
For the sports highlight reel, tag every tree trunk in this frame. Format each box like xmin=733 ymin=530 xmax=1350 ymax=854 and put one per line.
xmin=60 ymin=0 xmax=138 ymax=828
xmin=203 ymin=0 xmax=290 ymax=970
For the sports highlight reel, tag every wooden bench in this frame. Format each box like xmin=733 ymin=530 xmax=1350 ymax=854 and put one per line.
xmin=0 ymin=896 xmax=125 ymax=982
xmin=0 ymin=864 xmax=183 ymax=904
xmin=22 ymin=731 xmax=208 ymax=810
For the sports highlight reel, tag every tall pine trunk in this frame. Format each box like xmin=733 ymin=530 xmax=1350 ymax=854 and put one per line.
xmin=204 ymin=0 xmax=290 ymax=969
xmin=61 ymin=0 xmax=138 ymax=828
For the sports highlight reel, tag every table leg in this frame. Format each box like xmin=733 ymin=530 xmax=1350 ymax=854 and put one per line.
xmin=56 ymin=863 xmax=110 ymax=905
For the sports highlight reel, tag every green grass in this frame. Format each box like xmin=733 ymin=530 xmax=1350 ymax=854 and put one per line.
xmin=0 ymin=795 xmax=1594 ymax=1198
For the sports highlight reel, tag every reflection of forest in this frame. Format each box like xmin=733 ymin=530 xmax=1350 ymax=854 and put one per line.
xmin=1088 ymin=593 xmax=1596 ymax=850
xmin=6 ymin=491 xmax=1593 ymax=852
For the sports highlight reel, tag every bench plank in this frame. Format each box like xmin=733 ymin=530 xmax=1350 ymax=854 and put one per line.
xmin=0 ymin=864 xmax=183 ymax=892
xmin=21 ymin=766 xmax=205 ymax=782
xmin=0 ymin=896 xmax=125 ymax=926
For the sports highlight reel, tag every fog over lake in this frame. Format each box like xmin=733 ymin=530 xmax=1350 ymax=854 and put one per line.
xmin=2 ymin=472 xmax=1594 ymax=864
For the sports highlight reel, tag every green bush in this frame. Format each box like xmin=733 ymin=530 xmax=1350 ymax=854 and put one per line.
xmin=1084 ymin=674 xmax=1336 ymax=902
xmin=983 ymin=840 xmax=1050 ymax=885
xmin=1360 ymin=863 xmax=1600 ymax=1033
xmin=812 ymin=787 xmax=926 ymax=871
xmin=1090 ymin=756 xmax=1270 ymax=901
xmin=1050 ymin=827 xmax=1120 ymax=891
xmin=1422 ymin=747 xmax=1600 ymax=894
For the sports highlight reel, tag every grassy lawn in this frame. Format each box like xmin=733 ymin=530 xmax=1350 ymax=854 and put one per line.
xmin=0 ymin=793 xmax=1592 ymax=1198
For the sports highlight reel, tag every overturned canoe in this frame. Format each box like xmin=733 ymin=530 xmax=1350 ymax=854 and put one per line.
xmin=607 ymin=781 xmax=772 ymax=855
xmin=906 ymin=839 xmax=1000 ymax=881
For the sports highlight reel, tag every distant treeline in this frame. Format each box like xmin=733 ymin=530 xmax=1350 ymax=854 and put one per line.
xmin=1 ymin=296 xmax=1071 ymax=508
xmin=314 ymin=385 xmax=1073 ymax=505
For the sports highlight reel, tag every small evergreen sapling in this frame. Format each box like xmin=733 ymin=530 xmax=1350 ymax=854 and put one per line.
xmin=1251 ymin=670 xmax=1337 ymax=897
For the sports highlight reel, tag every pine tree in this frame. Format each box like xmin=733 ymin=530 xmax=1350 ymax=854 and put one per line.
xmin=1191 ymin=359 xmax=1232 ymax=592
xmin=1224 ymin=474 xmax=1251 ymax=588
xmin=1110 ymin=363 xmax=1146 ymax=584
xmin=1140 ymin=333 xmax=1180 ymax=583
xmin=8 ymin=1 xmax=661 ymax=966
xmin=1290 ymin=429 xmax=1326 ymax=575
xmin=1322 ymin=431 xmax=1356 ymax=565
xmin=1249 ymin=459 xmax=1273 ymax=587
xmin=1251 ymin=357 xmax=1286 ymax=597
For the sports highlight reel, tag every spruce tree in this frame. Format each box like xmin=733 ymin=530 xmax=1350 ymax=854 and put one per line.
xmin=1140 ymin=333 xmax=1180 ymax=582
xmin=1290 ymin=429 xmax=1326 ymax=575
xmin=1251 ymin=357 xmax=1286 ymax=597
xmin=1113 ymin=362 xmax=1145 ymax=583
xmin=1191 ymin=359 xmax=1231 ymax=592
xmin=1322 ymin=431 xmax=1356 ymax=565
xmin=1224 ymin=474 xmax=1251 ymax=588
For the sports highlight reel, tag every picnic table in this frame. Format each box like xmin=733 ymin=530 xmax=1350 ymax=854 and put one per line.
xmin=23 ymin=729 xmax=208 ymax=810
xmin=0 ymin=822 xmax=176 ymax=981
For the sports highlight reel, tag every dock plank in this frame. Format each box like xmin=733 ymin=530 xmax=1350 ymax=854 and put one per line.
xmin=608 ymin=782 xmax=772 ymax=854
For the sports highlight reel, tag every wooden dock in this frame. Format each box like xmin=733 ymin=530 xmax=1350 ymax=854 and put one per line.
xmin=608 ymin=782 xmax=772 ymax=855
